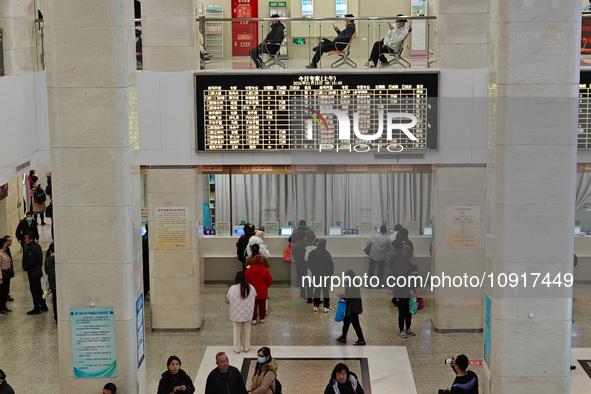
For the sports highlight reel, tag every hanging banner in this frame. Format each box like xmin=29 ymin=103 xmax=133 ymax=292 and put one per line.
xmin=71 ymin=307 xmax=117 ymax=378
xmin=264 ymin=208 xmax=278 ymax=222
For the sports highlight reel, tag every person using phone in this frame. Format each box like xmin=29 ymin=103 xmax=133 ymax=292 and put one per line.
xmin=366 ymin=14 xmax=409 ymax=68
xmin=438 ymin=355 xmax=478 ymax=393
xmin=157 ymin=356 xmax=195 ymax=394
xmin=306 ymin=14 xmax=356 ymax=69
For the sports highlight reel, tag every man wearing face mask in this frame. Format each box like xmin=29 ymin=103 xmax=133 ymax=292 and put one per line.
xmin=366 ymin=14 xmax=409 ymax=68
xmin=15 ymin=212 xmax=40 ymax=252
xmin=249 ymin=14 xmax=285 ymax=69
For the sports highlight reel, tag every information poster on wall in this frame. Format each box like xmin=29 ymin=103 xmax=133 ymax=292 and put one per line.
xmin=136 ymin=294 xmax=145 ymax=368
xmin=405 ymin=221 xmax=419 ymax=235
xmin=359 ymin=222 xmax=374 ymax=235
xmin=310 ymin=222 xmax=324 ymax=236
xmin=444 ymin=206 xmax=480 ymax=249
xmin=216 ymin=221 xmax=230 ymax=236
xmin=71 ymin=307 xmax=117 ymax=378
xmin=302 ymin=0 xmax=313 ymax=16
xmin=155 ymin=207 xmax=190 ymax=250
xmin=265 ymin=222 xmax=278 ymax=236
xmin=264 ymin=208 xmax=278 ymax=223
xmin=140 ymin=208 xmax=148 ymax=226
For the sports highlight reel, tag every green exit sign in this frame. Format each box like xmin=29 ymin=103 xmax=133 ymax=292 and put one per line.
xmin=269 ymin=1 xmax=287 ymax=7
xmin=293 ymin=38 xmax=306 ymax=44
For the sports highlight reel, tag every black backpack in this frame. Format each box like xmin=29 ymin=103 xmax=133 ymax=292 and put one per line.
xmin=34 ymin=186 xmax=46 ymax=204
xmin=263 ymin=370 xmax=282 ymax=394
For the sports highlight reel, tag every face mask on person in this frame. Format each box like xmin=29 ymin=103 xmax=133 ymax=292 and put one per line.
xmin=395 ymin=22 xmax=400 ymax=28
xmin=257 ymin=357 xmax=266 ymax=364
xmin=26 ymin=217 xmax=33 ymax=222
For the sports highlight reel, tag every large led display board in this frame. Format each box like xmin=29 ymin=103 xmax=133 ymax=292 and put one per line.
xmin=195 ymin=71 xmax=439 ymax=152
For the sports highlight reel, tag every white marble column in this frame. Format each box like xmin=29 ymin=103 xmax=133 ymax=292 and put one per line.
xmin=147 ymin=168 xmax=204 ymax=329
xmin=0 ymin=0 xmax=36 ymax=75
xmin=431 ymin=166 xmax=486 ymax=330
xmin=44 ymin=0 xmax=145 ymax=392
xmin=141 ymin=0 xmax=197 ymax=71
xmin=433 ymin=0 xmax=489 ymax=68
xmin=485 ymin=0 xmax=580 ymax=392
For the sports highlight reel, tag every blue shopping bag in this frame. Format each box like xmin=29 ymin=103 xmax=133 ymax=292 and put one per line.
xmin=335 ymin=298 xmax=347 ymax=322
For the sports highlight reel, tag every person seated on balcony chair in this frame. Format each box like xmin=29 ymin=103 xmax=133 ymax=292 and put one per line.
xmin=366 ymin=14 xmax=409 ymax=68
xmin=249 ymin=14 xmax=285 ymax=69
xmin=306 ymin=14 xmax=356 ymax=69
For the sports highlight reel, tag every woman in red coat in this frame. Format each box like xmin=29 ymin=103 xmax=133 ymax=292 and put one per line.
xmin=245 ymin=254 xmax=272 ymax=325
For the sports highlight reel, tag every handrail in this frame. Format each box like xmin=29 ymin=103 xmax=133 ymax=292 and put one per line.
xmin=195 ymin=15 xmax=436 ymax=22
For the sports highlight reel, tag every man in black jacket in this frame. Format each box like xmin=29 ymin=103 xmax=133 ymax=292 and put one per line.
xmin=205 ymin=352 xmax=247 ymax=394
xmin=236 ymin=223 xmax=255 ymax=270
xmin=22 ymin=232 xmax=47 ymax=315
xmin=308 ymin=238 xmax=334 ymax=312
xmin=0 ymin=369 xmax=15 ymax=394
xmin=249 ymin=14 xmax=285 ymax=69
xmin=439 ymin=354 xmax=478 ymax=393
xmin=15 ymin=212 xmax=40 ymax=250
xmin=306 ymin=14 xmax=356 ymax=69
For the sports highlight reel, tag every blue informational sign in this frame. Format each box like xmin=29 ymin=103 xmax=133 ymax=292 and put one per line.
xmin=484 ymin=293 xmax=491 ymax=369
xmin=136 ymin=294 xmax=145 ymax=368
xmin=203 ymin=203 xmax=211 ymax=229
xmin=71 ymin=307 xmax=117 ymax=378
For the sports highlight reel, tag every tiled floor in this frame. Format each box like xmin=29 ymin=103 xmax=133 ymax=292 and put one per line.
xmin=1 ymin=224 xmax=590 ymax=393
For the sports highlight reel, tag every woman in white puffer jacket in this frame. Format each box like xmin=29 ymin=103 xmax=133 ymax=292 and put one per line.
xmin=227 ymin=271 xmax=257 ymax=354
xmin=247 ymin=230 xmax=270 ymax=259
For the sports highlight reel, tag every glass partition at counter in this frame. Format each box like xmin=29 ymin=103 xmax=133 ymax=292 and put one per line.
xmin=208 ymin=172 xmax=432 ymax=235
xmin=197 ymin=16 xmax=437 ymax=71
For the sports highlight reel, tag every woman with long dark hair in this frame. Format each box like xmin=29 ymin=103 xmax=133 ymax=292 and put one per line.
xmin=248 ymin=347 xmax=278 ymax=394
xmin=157 ymin=356 xmax=195 ymax=394
xmin=324 ymin=363 xmax=364 ymax=394
xmin=244 ymin=243 xmax=269 ymax=271
xmin=227 ymin=271 xmax=257 ymax=353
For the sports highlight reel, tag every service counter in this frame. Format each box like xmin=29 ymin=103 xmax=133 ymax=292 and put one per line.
xmin=203 ymin=235 xmax=432 ymax=283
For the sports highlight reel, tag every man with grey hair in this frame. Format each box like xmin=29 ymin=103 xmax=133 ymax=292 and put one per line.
xmin=205 ymin=352 xmax=247 ymax=394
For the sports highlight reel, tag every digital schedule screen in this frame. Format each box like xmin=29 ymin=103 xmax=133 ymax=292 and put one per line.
xmin=195 ymin=71 xmax=439 ymax=152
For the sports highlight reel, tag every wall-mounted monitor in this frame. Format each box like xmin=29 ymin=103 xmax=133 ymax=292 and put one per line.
xmin=281 ymin=227 xmax=293 ymax=236
xmin=329 ymin=227 xmax=341 ymax=236
xmin=234 ymin=226 xmax=245 ymax=236
xmin=423 ymin=227 xmax=432 ymax=236
xmin=335 ymin=0 xmax=347 ymax=15
xmin=302 ymin=0 xmax=313 ymax=16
